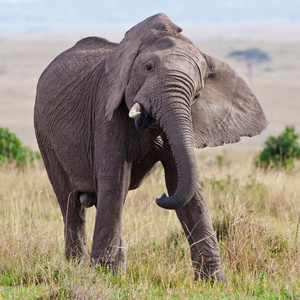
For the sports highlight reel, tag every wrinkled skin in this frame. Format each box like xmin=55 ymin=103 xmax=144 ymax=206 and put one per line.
xmin=34 ymin=13 xmax=267 ymax=281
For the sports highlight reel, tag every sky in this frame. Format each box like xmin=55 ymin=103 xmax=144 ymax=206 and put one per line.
xmin=0 ymin=0 xmax=300 ymax=34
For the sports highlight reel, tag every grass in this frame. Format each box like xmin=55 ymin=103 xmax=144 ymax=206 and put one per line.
xmin=1 ymin=34 xmax=300 ymax=299
xmin=0 ymin=149 xmax=299 ymax=299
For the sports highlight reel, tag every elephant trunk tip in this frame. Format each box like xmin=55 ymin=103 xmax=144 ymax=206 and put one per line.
xmin=156 ymin=193 xmax=190 ymax=210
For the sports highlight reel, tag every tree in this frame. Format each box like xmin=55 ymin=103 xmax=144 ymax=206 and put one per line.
xmin=228 ymin=48 xmax=270 ymax=83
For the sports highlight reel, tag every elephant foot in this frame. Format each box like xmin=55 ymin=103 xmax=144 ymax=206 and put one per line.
xmin=91 ymin=256 xmax=126 ymax=274
xmin=193 ymin=262 xmax=226 ymax=282
xmin=65 ymin=237 xmax=89 ymax=261
xmin=91 ymin=238 xmax=126 ymax=274
xmin=91 ymin=253 xmax=126 ymax=274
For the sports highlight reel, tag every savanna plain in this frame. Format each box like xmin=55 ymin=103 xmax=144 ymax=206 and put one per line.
xmin=0 ymin=31 xmax=300 ymax=299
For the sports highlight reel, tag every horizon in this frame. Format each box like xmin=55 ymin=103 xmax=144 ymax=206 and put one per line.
xmin=1 ymin=0 xmax=300 ymax=37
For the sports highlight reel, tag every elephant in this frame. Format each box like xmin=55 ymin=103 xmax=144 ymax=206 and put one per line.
xmin=34 ymin=13 xmax=267 ymax=281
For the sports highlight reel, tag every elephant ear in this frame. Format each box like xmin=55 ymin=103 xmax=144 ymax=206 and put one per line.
xmin=192 ymin=54 xmax=268 ymax=148
xmin=105 ymin=13 xmax=182 ymax=120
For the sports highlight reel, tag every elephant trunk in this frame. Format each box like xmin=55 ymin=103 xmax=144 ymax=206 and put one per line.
xmin=155 ymin=101 xmax=199 ymax=209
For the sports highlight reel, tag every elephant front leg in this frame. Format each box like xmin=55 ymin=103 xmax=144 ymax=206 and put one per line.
xmin=175 ymin=184 xmax=226 ymax=282
xmin=90 ymin=165 xmax=130 ymax=273
xmin=162 ymin=155 xmax=226 ymax=281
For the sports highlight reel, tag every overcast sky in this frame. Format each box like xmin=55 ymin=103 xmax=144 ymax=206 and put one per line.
xmin=1 ymin=0 xmax=299 ymax=34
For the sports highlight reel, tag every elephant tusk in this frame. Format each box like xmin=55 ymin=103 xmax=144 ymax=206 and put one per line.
xmin=128 ymin=103 xmax=142 ymax=118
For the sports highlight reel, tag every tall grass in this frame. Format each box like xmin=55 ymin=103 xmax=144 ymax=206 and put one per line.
xmin=0 ymin=148 xmax=299 ymax=299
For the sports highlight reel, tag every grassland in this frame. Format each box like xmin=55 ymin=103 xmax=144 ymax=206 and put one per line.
xmin=0 ymin=31 xmax=300 ymax=299
xmin=0 ymin=148 xmax=299 ymax=299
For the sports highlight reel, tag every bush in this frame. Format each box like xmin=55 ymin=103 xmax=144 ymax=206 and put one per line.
xmin=255 ymin=126 xmax=300 ymax=169
xmin=0 ymin=128 xmax=41 ymax=166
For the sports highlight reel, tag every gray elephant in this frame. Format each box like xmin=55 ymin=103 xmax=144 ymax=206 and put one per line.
xmin=34 ymin=13 xmax=267 ymax=281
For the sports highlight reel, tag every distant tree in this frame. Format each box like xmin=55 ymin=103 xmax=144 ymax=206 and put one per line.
xmin=228 ymin=48 xmax=270 ymax=83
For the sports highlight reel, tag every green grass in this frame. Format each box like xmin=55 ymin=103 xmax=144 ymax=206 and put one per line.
xmin=0 ymin=150 xmax=300 ymax=299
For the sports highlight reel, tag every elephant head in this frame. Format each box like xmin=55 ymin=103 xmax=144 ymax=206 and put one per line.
xmin=104 ymin=13 xmax=268 ymax=210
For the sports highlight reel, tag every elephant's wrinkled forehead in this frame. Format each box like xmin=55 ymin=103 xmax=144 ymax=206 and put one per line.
xmin=138 ymin=45 xmax=205 ymax=87
xmin=163 ymin=51 xmax=200 ymax=76
xmin=141 ymin=34 xmax=206 ymax=77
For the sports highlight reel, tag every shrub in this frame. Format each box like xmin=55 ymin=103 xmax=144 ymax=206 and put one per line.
xmin=0 ymin=128 xmax=41 ymax=166
xmin=255 ymin=126 xmax=300 ymax=169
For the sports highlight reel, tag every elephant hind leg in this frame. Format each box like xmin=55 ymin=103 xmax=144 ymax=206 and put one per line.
xmin=37 ymin=134 xmax=88 ymax=259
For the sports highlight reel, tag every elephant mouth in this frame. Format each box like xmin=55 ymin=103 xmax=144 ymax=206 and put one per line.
xmin=134 ymin=107 xmax=156 ymax=131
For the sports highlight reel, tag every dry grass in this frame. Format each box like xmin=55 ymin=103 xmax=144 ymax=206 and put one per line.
xmin=1 ymin=36 xmax=300 ymax=298
xmin=0 ymin=149 xmax=299 ymax=299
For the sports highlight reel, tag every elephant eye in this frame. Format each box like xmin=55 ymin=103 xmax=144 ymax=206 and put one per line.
xmin=193 ymin=93 xmax=200 ymax=102
xmin=145 ymin=62 xmax=154 ymax=73
xmin=191 ymin=93 xmax=200 ymax=105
